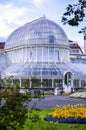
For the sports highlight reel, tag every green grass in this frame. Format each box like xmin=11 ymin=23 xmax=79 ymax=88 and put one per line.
xmin=22 ymin=109 xmax=86 ymax=130
xmin=29 ymin=108 xmax=54 ymax=120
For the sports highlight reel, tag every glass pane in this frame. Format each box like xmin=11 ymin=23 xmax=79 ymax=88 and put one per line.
xmin=37 ymin=48 xmax=42 ymax=62
xmin=49 ymin=48 xmax=54 ymax=62
xmin=31 ymin=48 xmax=36 ymax=62
xmin=54 ymin=48 xmax=59 ymax=62
xmin=43 ymin=47 xmax=48 ymax=62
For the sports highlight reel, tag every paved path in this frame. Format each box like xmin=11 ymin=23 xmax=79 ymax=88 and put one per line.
xmin=28 ymin=95 xmax=86 ymax=109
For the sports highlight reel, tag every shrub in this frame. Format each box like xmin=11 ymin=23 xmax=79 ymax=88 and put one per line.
xmin=0 ymin=87 xmax=31 ymax=130
xmin=29 ymin=113 xmax=41 ymax=122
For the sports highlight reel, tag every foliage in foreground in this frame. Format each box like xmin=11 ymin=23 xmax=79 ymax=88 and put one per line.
xmin=0 ymin=77 xmax=44 ymax=130
xmin=23 ymin=121 xmax=86 ymax=130
xmin=0 ymin=86 xmax=31 ymax=130
xmin=22 ymin=109 xmax=86 ymax=130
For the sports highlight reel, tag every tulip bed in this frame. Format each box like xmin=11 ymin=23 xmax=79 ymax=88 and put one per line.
xmin=46 ymin=104 xmax=86 ymax=123
xmin=70 ymin=92 xmax=86 ymax=98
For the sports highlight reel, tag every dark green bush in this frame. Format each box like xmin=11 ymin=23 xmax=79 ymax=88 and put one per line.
xmin=0 ymin=87 xmax=30 ymax=130
xmin=29 ymin=113 xmax=41 ymax=122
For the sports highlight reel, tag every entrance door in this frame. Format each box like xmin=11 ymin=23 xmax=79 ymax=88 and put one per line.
xmin=64 ymin=72 xmax=72 ymax=86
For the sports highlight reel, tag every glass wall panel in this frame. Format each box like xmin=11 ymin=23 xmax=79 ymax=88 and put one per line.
xmin=81 ymin=80 xmax=86 ymax=88
xmin=73 ymin=80 xmax=79 ymax=91
xmin=37 ymin=47 xmax=42 ymax=62
xmin=42 ymin=79 xmax=52 ymax=88
xmin=29 ymin=48 xmax=32 ymax=62
xmin=23 ymin=48 xmax=27 ymax=62
xmin=54 ymin=79 xmax=62 ymax=88
xmin=54 ymin=48 xmax=59 ymax=62
xmin=60 ymin=49 xmax=63 ymax=62
xmin=43 ymin=47 xmax=48 ymax=62
xmin=49 ymin=48 xmax=54 ymax=62
xmin=29 ymin=48 xmax=36 ymax=62
xmin=27 ymin=48 xmax=30 ymax=62
xmin=31 ymin=48 xmax=36 ymax=62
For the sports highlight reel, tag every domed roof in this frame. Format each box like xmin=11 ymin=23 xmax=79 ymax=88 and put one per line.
xmin=5 ymin=17 xmax=68 ymax=49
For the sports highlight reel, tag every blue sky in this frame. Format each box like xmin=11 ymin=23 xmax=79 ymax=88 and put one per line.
xmin=0 ymin=0 xmax=85 ymax=50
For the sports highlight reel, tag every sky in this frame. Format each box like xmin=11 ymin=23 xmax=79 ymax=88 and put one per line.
xmin=0 ymin=0 xmax=85 ymax=50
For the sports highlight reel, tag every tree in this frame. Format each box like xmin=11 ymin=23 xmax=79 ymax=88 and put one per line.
xmin=62 ymin=0 xmax=86 ymax=34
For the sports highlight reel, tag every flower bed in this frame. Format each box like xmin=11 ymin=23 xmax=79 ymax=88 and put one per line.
xmin=70 ymin=92 xmax=86 ymax=98
xmin=46 ymin=115 xmax=86 ymax=123
xmin=46 ymin=104 xmax=86 ymax=123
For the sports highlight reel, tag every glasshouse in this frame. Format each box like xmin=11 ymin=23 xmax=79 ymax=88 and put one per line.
xmin=0 ymin=16 xmax=86 ymax=92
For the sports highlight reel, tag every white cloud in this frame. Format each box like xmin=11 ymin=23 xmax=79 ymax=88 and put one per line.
xmin=32 ymin=0 xmax=45 ymax=5
xmin=0 ymin=3 xmax=30 ymax=38
xmin=32 ymin=0 xmax=51 ymax=7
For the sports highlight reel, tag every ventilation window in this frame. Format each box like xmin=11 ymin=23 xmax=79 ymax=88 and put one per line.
xmin=49 ymin=35 xmax=55 ymax=43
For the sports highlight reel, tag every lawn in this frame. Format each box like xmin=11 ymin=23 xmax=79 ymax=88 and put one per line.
xmin=22 ymin=108 xmax=86 ymax=130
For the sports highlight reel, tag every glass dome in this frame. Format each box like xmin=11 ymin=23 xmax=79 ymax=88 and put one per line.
xmin=5 ymin=17 xmax=68 ymax=49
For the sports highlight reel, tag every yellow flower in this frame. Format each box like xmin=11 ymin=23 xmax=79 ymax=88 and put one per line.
xmin=49 ymin=104 xmax=86 ymax=119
